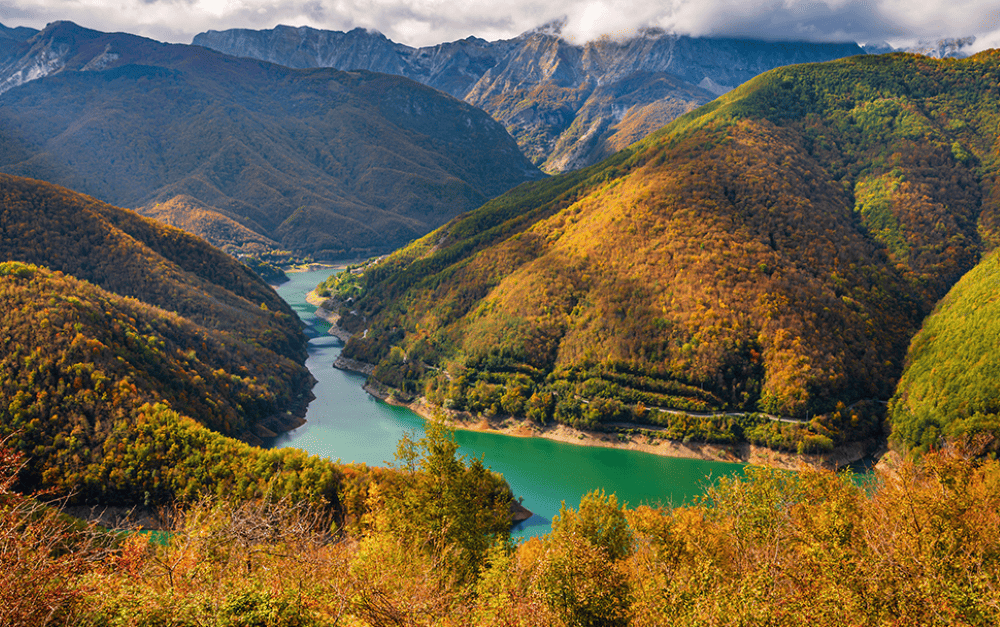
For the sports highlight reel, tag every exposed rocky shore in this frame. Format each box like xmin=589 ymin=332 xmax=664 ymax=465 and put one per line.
xmin=309 ymin=300 xmax=884 ymax=471
xmin=349 ymin=360 xmax=882 ymax=471
xmin=306 ymin=291 xmax=354 ymax=343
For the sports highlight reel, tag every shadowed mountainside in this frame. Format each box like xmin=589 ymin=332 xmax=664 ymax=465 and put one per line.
xmin=0 ymin=21 xmax=542 ymax=259
xmin=194 ymin=22 xmax=864 ymax=172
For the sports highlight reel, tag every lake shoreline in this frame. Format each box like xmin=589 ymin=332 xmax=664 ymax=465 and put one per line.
xmin=365 ymin=380 xmax=882 ymax=472
xmin=305 ymin=291 xmax=355 ymax=344
xmin=305 ymin=289 xmax=882 ymax=472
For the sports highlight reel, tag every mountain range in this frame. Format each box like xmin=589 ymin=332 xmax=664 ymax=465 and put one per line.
xmin=334 ymin=50 xmax=1000 ymax=454
xmin=1 ymin=18 xmax=999 ymax=623
xmin=194 ymin=21 xmax=866 ymax=172
xmin=0 ymin=16 xmax=995 ymax=464
xmin=0 ymin=21 xmax=542 ymax=260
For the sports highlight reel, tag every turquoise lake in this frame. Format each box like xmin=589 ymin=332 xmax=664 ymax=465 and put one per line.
xmin=273 ymin=268 xmax=746 ymax=537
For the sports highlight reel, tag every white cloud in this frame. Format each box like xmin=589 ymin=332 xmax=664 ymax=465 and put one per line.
xmin=2 ymin=0 xmax=998 ymax=49
xmin=972 ymin=29 xmax=1000 ymax=53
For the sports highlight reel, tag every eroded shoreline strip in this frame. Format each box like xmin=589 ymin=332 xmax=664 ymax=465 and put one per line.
xmin=307 ymin=290 xmax=882 ymax=472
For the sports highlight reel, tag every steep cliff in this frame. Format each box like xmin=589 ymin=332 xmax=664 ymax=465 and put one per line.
xmin=195 ymin=22 xmax=864 ymax=172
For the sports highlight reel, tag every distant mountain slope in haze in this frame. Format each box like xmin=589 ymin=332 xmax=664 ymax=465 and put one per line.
xmin=334 ymin=51 xmax=1000 ymax=452
xmin=0 ymin=23 xmax=37 ymax=42
xmin=0 ymin=174 xmax=348 ymax=509
xmin=0 ymin=21 xmax=542 ymax=258
xmin=864 ymin=37 xmax=977 ymax=59
xmin=194 ymin=22 xmax=864 ymax=172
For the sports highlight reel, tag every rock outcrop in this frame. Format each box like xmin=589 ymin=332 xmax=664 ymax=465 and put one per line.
xmin=195 ymin=22 xmax=865 ymax=172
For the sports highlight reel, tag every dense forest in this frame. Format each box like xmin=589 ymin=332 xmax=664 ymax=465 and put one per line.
xmin=0 ymin=175 xmax=348 ymax=509
xmin=0 ymin=260 xmax=324 ymax=503
xmin=889 ymin=247 xmax=1000 ymax=454
xmin=335 ymin=51 xmax=1000 ymax=453
xmin=0 ymin=174 xmax=305 ymax=357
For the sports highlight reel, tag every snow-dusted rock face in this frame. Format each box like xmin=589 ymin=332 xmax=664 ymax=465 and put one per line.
xmin=903 ymin=37 xmax=976 ymax=59
xmin=863 ymin=37 xmax=976 ymax=59
xmin=0 ymin=22 xmax=133 ymax=95
xmin=81 ymin=45 xmax=120 ymax=71
xmin=194 ymin=25 xmax=516 ymax=100
xmin=0 ymin=39 xmax=69 ymax=95
xmin=195 ymin=23 xmax=864 ymax=172
xmin=195 ymin=26 xmax=411 ymax=80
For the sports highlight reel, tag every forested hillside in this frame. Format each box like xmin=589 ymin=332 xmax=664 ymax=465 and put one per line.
xmin=889 ymin=247 xmax=1000 ymax=453
xmin=5 ymin=440 xmax=998 ymax=626
xmin=0 ymin=175 xmax=340 ymax=507
xmin=336 ymin=51 xmax=1000 ymax=453
xmin=0 ymin=261 xmax=341 ymax=503
xmin=0 ymin=174 xmax=304 ymax=357
xmin=0 ymin=21 xmax=541 ymax=259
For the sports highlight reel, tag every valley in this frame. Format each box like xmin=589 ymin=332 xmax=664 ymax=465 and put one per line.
xmin=334 ymin=50 xmax=1000 ymax=459
xmin=1 ymin=11 xmax=1000 ymax=624
xmin=273 ymin=267 xmax=747 ymax=538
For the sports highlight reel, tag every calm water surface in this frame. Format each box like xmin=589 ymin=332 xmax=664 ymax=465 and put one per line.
xmin=273 ymin=268 xmax=745 ymax=537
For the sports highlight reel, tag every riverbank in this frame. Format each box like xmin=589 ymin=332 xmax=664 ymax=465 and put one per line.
xmin=285 ymin=262 xmax=355 ymax=273
xmin=305 ymin=293 xmax=883 ymax=471
xmin=306 ymin=291 xmax=354 ymax=343
xmin=357 ymin=370 xmax=881 ymax=472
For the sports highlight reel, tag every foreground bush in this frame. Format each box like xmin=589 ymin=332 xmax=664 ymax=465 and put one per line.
xmin=3 ymin=433 xmax=1000 ymax=626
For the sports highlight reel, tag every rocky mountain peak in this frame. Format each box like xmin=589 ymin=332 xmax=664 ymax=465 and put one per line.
xmin=521 ymin=17 xmax=568 ymax=39
xmin=0 ymin=21 xmax=184 ymax=95
xmin=193 ymin=23 xmax=864 ymax=172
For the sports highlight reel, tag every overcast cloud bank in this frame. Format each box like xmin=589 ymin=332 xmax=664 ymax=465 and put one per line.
xmin=1 ymin=0 xmax=997 ymax=51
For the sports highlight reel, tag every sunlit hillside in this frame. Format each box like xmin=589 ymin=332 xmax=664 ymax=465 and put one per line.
xmin=889 ymin=247 xmax=1000 ymax=453
xmin=338 ymin=51 xmax=1000 ymax=453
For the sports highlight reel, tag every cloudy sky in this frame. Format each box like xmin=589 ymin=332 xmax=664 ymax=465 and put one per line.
xmin=1 ymin=0 xmax=998 ymax=50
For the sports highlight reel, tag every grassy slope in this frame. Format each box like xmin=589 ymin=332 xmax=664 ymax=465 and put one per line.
xmin=889 ymin=247 xmax=1000 ymax=453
